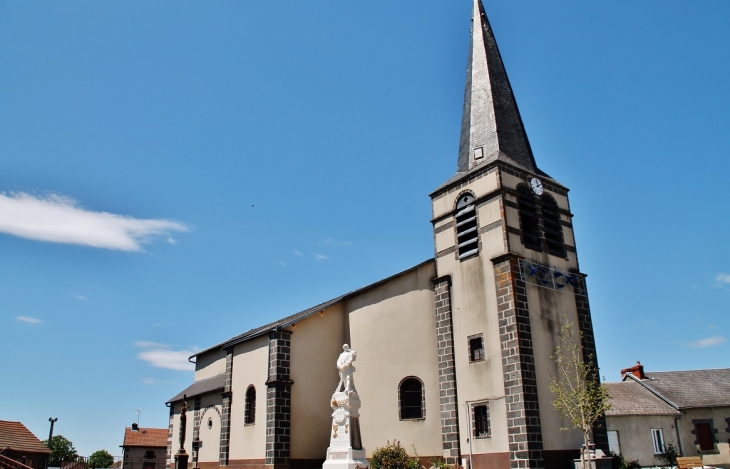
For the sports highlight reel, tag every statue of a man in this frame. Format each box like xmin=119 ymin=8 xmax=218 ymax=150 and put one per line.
xmin=335 ymin=344 xmax=357 ymax=394
xmin=179 ymin=395 xmax=188 ymax=450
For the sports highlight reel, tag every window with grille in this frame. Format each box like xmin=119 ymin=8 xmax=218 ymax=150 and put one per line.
xmin=455 ymin=193 xmax=479 ymax=259
xmin=468 ymin=335 xmax=484 ymax=362
xmin=245 ymin=385 xmax=256 ymax=425
xmin=651 ymin=429 xmax=665 ymax=455
xmin=517 ymin=185 xmax=541 ymax=251
xmin=399 ymin=377 xmax=424 ymax=420
xmin=540 ymin=194 xmax=564 ymax=256
xmin=473 ymin=404 xmax=489 ymax=438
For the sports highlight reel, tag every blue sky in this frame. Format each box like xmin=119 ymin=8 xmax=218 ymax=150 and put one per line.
xmin=2 ymin=0 xmax=729 ymax=457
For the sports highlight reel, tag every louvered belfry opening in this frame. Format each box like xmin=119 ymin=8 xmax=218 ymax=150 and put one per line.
xmin=455 ymin=193 xmax=479 ymax=259
xmin=517 ymin=185 xmax=542 ymax=251
xmin=541 ymin=194 xmax=564 ymax=256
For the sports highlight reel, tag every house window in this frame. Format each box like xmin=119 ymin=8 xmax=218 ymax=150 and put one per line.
xmin=455 ymin=193 xmax=479 ymax=259
xmin=694 ymin=422 xmax=715 ymax=451
xmin=517 ymin=185 xmax=541 ymax=251
xmin=473 ymin=404 xmax=489 ymax=438
xmin=245 ymin=385 xmax=256 ymax=425
xmin=399 ymin=377 xmax=424 ymax=420
xmin=540 ymin=194 xmax=564 ymax=256
xmin=468 ymin=335 xmax=484 ymax=362
xmin=651 ymin=429 xmax=665 ymax=455
xmin=207 ymin=418 xmax=212 ymax=429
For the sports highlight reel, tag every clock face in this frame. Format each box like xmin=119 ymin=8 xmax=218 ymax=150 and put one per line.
xmin=530 ymin=177 xmax=544 ymax=195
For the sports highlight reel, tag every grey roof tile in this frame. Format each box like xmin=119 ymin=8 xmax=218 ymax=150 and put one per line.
xmin=640 ymin=368 xmax=730 ymax=409
xmin=604 ymin=381 xmax=680 ymax=416
xmin=167 ymin=373 xmax=226 ymax=404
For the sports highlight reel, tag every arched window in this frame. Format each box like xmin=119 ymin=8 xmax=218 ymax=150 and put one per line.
xmin=455 ymin=192 xmax=479 ymax=259
xmin=244 ymin=385 xmax=256 ymax=425
xmin=540 ymin=194 xmax=564 ymax=256
xmin=399 ymin=377 xmax=424 ymax=420
xmin=517 ymin=185 xmax=541 ymax=251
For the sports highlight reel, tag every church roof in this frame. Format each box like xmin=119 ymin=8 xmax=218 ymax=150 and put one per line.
xmin=457 ymin=0 xmax=540 ymax=175
xmin=190 ymin=259 xmax=434 ymax=360
xmin=121 ymin=427 xmax=168 ymax=448
xmin=0 ymin=420 xmax=52 ymax=454
xmin=167 ymin=373 xmax=226 ymax=404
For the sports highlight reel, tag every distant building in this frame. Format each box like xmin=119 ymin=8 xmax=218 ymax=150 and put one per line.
xmin=0 ymin=420 xmax=51 ymax=469
xmin=121 ymin=428 xmax=167 ymax=469
xmin=605 ymin=362 xmax=730 ymax=468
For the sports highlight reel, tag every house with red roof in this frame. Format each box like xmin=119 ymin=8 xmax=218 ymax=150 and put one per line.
xmin=120 ymin=428 xmax=167 ymax=469
xmin=0 ymin=420 xmax=51 ymax=469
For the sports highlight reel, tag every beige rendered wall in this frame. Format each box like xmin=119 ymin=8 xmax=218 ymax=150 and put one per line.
xmin=677 ymin=407 xmax=730 ymax=467
xmin=195 ymin=349 xmax=227 ymax=381
xmin=228 ymin=335 xmax=269 ymax=462
xmin=606 ymin=414 xmax=679 ymax=467
xmin=196 ymin=394 xmax=223 ymax=463
xmin=289 ymin=302 xmax=347 ymax=460
xmin=346 ymin=261 xmax=443 ymax=458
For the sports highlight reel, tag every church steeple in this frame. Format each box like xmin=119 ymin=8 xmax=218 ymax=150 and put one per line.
xmin=458 ymin=0 xmax=538 ymax=173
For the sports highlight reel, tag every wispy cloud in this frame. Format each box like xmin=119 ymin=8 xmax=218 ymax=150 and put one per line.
xmin=715 ymin=273 xmax=730 ymax=285
xmin=277 ymin=261 xmax=286 ymax=266
xmin=76 ymin=294 xmax=88 ymax=301
xmin=313 ymin=253 xmax=329 ymax=261
xmin=318 ymin=238 xmax=352 ymax=247
xmin=294 ymin=249 xmax=303 ymax=257
xmin=685 ymin=335 xmax=726 ymax=348
xmin=0 ymin=192 xmax=187 ymax=251
xmin=135 ymin=341 xmax=197 ymax=371
xmin=16 ymin=316 xmax=42 ymax=324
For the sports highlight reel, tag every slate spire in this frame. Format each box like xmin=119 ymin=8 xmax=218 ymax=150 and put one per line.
xmin=458 ymin=0 xmax=537 ymax=173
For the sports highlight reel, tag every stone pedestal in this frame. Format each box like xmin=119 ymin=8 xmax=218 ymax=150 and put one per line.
xmin=322 ymin=391 xmax=368 ymax=469
xmin=174 ymin=450 xmax=189 ymax=469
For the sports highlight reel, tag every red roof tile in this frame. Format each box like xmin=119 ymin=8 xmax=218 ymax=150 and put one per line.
xmin=122 ymin=428 xmax=167 ymax=448
xmin=0 ymin=421 xmax=52 ymax=454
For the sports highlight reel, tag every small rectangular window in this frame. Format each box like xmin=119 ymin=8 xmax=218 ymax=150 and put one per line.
xmin=468 ymin=335 xmax=484 ymax=362
xmin=651 ymin=428 xmax=664 ymax=455
xmin=473 ymin=404 xmax=489 ymax=438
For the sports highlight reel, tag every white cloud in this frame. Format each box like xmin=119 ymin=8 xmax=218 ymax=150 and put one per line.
xmin=294 ymin=249 xmax=303 ymax=256
xmin=318 ymin=238 xmax=352 ymax=246
xmin=277 ymin=261 xmax=286 ymax=266
xmin=141 ymin=378 xmax=179 ymax=385
xmin=314 ymin=253 xmax=329 ymax=261
xmin=0 ymin=192 xmax=187 ymax=251
xmin=715 ymin=273 xmax=730 ymax=285
xmin=686 ymin=336 xmax=726 ymax=348
xmin=16 ymin=316 xmax=42 ymax=324
xmin=76 ymin=294 xmax=88 ymax=301
xmin=135 ymin=341 xmax=196 ymax=371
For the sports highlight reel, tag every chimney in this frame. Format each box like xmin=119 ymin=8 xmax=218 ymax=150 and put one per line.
xmin=621 ymin=361 xmax=645 ymax=380
xmin=132 ymin=423 xmax=139 ymax=431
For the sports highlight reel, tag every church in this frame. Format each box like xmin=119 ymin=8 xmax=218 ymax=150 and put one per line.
xmin=165 ymin=2 xmax=606 ymax=469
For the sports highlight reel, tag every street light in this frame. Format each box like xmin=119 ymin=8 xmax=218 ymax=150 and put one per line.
xmin=47 ymin=418 xmax=58 ymax=447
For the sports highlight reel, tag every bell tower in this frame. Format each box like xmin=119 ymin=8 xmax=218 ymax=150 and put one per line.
xmin=430 ymin=1 xmax=605 ymax=468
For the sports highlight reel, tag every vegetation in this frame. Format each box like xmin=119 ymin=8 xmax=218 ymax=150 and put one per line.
xmin=659 ymin=443 xmax=679 ymax=468
xmin=429 ymin=458 xmax=450 ymax=469
xmin=42 ymin=435 xmax=78 ymax=467
xmin=89 ymin=450 xmax=114 ymax=469
xmin=370 ymin=441 xmax=421 ymax=469
xmin=608 ymin=452 xmax=641 ymax=469
xmin=549 ymin=323 xmax=612 ymax=469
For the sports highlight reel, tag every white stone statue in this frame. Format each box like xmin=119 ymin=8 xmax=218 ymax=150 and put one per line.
xmin=323 ymin=344 xmax=368 ymax=469
xmin=335 ymin=344 xmax=357 ymax=394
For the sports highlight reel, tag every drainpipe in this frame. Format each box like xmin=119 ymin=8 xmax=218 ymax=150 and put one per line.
xmin=463 ymin=402 xmax=474 ymax=469
xmin=674 ymin=414 xmax=684 ymax=456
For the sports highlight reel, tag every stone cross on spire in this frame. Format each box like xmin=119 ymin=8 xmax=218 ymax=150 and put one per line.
xmin=458 ymin=0 xmax=538 ymax=173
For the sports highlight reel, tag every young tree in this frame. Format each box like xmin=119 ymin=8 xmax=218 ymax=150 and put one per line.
xmin=549 ymin=323 xmax=611 ymax=469
xmin=89 ymin=450 xmax=114 ymax=469
xmin=42 ymin=435 xmax=78 ymax=467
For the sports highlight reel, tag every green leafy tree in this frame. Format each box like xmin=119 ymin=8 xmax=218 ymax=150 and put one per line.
xmin=42 ymin=435 xmax=78 ymax=466
xmin=89 ymin=450 xmax=114 ymax=469
xmin=549 ymin=323 xmax=612 ymax=469
xmin=658 ymin=443 xmax=678 ymax=468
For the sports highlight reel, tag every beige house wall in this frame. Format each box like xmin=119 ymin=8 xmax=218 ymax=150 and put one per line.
xmin=195 ymin=349 xmax=227 ymax=381
xmin=677 ymin=407 xmax=730 ymax=467
xmin=289 ymin=302 xmax=347 ymax=460
xmin=346 ymin=261 xmax=443 ymax=458
xmin=228 ymin=335 xmax=269 ymax=462
xmin=196 ymin=394 xmax=223 ymax=463
xmin=606 ymin=414 xmax=679 ymax=467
